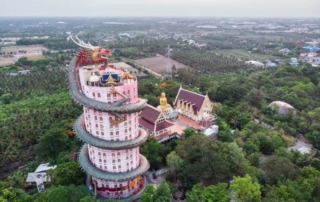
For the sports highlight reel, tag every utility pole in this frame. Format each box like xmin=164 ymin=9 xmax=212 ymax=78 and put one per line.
xmin=164 ymin=45 xmax=172 ymax=80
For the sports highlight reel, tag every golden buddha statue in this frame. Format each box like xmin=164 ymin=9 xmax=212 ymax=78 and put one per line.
xmin=159 ymin=92 xmax=171 ymax=111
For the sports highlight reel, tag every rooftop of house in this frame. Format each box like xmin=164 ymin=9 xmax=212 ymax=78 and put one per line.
xmin=174 ymin=87 xmax=207 ymax=114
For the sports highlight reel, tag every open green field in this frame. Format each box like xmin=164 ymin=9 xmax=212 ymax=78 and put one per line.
xmin=213 ymin=49 xmax=278 ymax=61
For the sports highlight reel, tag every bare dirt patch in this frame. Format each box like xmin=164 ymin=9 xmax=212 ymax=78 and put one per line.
xmin=0 ymin=57 xmax=15 ymax=66
xmin=0 ymin=45 xmax=48 ymax=66
xmin=1 ymin=45 xmax=48 ymax=54
xmin=134 ymin=54 xmax=191 ymax=75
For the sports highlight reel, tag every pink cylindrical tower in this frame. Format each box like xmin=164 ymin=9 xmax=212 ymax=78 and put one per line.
xmin=68 ymin=43 xmax=149 ymax=201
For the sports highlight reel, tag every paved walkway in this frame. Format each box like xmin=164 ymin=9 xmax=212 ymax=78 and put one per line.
xmin=145 ymin=168 xmax=169 ymax=188
xmin=287 ymin=134 xmax=313 ymax=154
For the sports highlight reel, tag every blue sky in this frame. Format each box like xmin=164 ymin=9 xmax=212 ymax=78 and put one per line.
xmin=1 ymin=0 xmax=319 ymax=18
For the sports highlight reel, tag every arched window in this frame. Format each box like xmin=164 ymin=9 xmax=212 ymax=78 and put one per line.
xmin=129 ymin=127 xmax=131 ymax=131
xmin=95 ymin=116 xmax=97 ymax=120
xmin=98 ymin=152 xmax=101 ymax=156
xmin=98 ymin=93 xmax=101 ymax=97
xmin=127 ymin=90 xmax=130 ymax=94
xmin=112 ymin=160 xmax=115 ymax=163
xmin=110 ymin=132 xmax=114 ymax=136
xmin=117 ymin=152 xmax=120 ymax=156
xmin=125 ymin=136 xmax=128 ymax=140
xmin=95 ymin=124 xmax=98 ymax=128
xmin=113 ymin=93 xmax=117 ymax=97
xmin=92 ymin=92 xmax=95 ymax=97
xmin=118 ymin=165 xmax=121 ymax=169
xmin=101 ymin=132 xmax=104 ymax=136
xmin=113 ymin=166 xmax=116 ymax=169
xmin=100 ymin=117 xmax=103 ymax=121
xmin=125 ymin=129 xmax=127 ymax=133
xmin=118 ymin=159 xmax=121 ymax=162
xmin=116 ymin=131 xmax=119 ymax=136
xmin=103 ymin=153 xmax=106 ymax=156
xmin=112 ymin=153 xmax=115 ymax=157
xmin=107 ymin=94 xmax=110 ymax=98
xmin=100 ymin=124 xmax=103 ymax=129
xmin=116 ymin=138 xmax=119 ymax=141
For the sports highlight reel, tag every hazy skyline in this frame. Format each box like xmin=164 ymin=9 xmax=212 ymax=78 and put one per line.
xmin=1 ymin=0 xmax=320 ymax=18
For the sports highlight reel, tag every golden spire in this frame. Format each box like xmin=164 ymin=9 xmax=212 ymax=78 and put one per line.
xmin=106 ymin=73 xmax=115 ymax=83
xmin=122 ymin=71 xmax=134 ymax=80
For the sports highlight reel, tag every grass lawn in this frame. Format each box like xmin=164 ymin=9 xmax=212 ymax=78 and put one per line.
xmin=213 ymin=49 xmax=278 ymax=61
xmin=27 ymin=54 xmax=45 ymax=60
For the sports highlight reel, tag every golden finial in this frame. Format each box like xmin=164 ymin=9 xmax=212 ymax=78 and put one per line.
xmin=107 ymin=73 xmax=115 ymax=83
xmin=122 ymin=71 xmax=134 ymax=80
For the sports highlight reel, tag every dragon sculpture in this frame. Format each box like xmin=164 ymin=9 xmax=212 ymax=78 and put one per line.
xmin=68 ymin=35 xmax=147 ymax=127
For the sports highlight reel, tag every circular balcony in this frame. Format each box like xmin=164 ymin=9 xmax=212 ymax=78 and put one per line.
xmin=78 ymin=144 xmax=150 ymax=182
xmin=75 ymin=114 xmax=148 ymax=150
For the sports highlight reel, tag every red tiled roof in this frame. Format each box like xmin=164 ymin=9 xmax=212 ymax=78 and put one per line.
xmin=139 ymin=117 xmax=155 ymax=132
xmin=174 ymin=88 xmax=205 ymax=114
xmin=155 ymin=121 xmax=174 ymax=131
xmin=139 ymin=117 xmax=173 ymax=133
xmin=140 ymin=105 xmax=160 ymax=123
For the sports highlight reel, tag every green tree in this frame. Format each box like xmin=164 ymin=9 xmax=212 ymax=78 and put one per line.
xmin=166 ymin=151 xmax=184 ymax=180
xmin=35 ymin=126 xmax=69 ymax=162
xmin=183 ymin=128 xmax=196 ymax=139
xmin=155 ymin=181 xmax=172 ymax=201
xmin=230 ymin=174 xmax=261 ymax=202
xmin=186 ymin=183 xmax=230 ymax=202
xmin=1 ymin=93 xmax=13 ymax=104
xmin=140 ymin=184 xmax=156 ymax=202
xmin=140 ymin=138 xmax=162 ymax=170
xmin=54 ymin=161 xmax=86 ymax=186
xmin=140 ymin=181 xmax=171 ymax=202
xmin=47 ymin=185 xmax=69 ymax=202
xmin=261 ymin=156 xmax=299 ymax=184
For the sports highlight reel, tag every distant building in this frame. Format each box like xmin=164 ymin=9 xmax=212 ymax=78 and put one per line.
xmin=290 ymin=58 xmax=299 ymax=66
xmin=26 ymin=163 xmax=56 ymax=193
xmin=266 ymin=60 xmax=277 ymax=68
xmin=245 ymin=60 xmax=265 ymax=68
xmin=303 ymin=46 xmax=320 ymax=53
xmin=308 ymin=52 xmax=318 ymax=57
xmin=279 ymin=48 xmax=291 ymax=55
xmin=202 ymin=125 xmax=219 ymax=140
xmin=174 ymin=87 xmax=213 ymax=122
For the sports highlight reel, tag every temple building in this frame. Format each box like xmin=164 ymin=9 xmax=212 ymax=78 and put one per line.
xmin=139 ymin=105 xmax=175 ymax=141
xmin=174 ymin=87 xmax=213 ymax=122
xmin=68 ymin=36 xmax=149 ymax=201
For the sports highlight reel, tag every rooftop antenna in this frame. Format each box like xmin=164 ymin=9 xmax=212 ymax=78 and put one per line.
xmin=164 ymin=45 xmax=172 ymax=80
